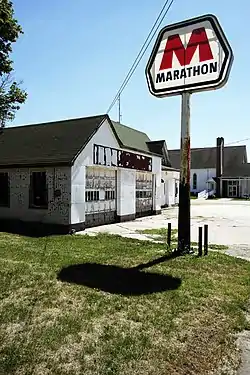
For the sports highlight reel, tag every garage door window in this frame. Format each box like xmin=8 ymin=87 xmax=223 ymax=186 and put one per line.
xmin=85 ymin=191 xmax=100 ymax=202
xmin=105 ymin=190 xmax=115 ymax=200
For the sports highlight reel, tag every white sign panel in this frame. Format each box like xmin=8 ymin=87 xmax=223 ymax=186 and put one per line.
xmin=146 ymin=14 xmax=233 ymax=97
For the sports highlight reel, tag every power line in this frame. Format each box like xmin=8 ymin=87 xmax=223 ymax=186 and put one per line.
xmin=169 ymin=137 xmax=250 ymax=154
xmin=106 ymin=0 xmax=175 ymax=115
xmin=107 ymin=0 xmax=175 ymax=114
xmin=225 ymin=137 xmax=250 ymax=146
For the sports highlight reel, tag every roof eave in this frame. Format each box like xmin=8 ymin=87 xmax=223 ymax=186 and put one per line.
xmin=105 ymin=117 xmax=124 ymax=148
xmin=221 ymin=175 xmax=250 ymax=179
xmin=162 ymin=166 xmax=180 ymax=172
xmin=0 ymin=161 xmax=71 ymax=169
xmin=123 ymin=145 xmax=162 ymax=157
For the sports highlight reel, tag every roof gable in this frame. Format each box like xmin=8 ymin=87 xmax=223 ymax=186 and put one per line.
xmin=147 ymin=140 xmax=172 ymax=167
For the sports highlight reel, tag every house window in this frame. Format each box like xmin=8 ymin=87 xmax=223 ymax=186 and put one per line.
xmin=136 ymin=190 xmax=152 ymax=199
xmin=0 ymin=172 xmax=10 ymax=207
xmin=175 ymin=182 xmax=178 ymax=197
xmin=29 ymin=171 xmax=48 ymax=208
xmin=85 ymin=190 xmax=100 ymax=202
xmin=105 ymin=190 xmax=115 ymax=200
xmin=193 ymin=173 xmax=197 ymax=190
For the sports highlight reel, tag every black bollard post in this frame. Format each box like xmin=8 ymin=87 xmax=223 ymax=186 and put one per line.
xmin=204 ymin=224 xmax=208 ymax=256
xmin=167 ymin=222 xmax=171 ymax=248
xmin=198 ymin=227 xmax=203 ymax=257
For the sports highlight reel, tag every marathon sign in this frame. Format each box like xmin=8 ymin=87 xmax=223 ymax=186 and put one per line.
xmin=156 ymin=61 xmax=218 ymax=83
xmin=146 ymin=15 xmax=233 ymax=97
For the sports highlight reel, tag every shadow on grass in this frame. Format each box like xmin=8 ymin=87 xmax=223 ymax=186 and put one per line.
xmin=133 ymin=251 xmax=180 ymax=271
xmin=57 ymin=262 xmax=182 ymax=296
xmin=0 ymin=219 xmax=70 ymax=238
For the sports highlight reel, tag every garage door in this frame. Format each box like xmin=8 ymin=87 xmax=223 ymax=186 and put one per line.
xmin=136 ymin=172 xmax=153 ymax=218
xmin=85 ymin=167 xmax=117 ymax=227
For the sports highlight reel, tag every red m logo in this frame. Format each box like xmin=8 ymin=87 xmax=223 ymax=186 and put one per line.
xmin=159 ymin=27 xmax=214 ymax=70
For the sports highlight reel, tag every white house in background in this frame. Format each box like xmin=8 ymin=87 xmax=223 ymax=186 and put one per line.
xmin=0 ymin=114 xmax=179 ymax=235
xmin=168 ymin=137 xmax=250 ymax=197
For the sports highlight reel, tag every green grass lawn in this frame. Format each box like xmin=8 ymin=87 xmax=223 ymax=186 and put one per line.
xmin=136 ymin=227 xmax=229 ymax=250
xmin=136 ymin=227 xmax=178 ymax=243
xmin=0 ymin=232 xmax=250 ymax=375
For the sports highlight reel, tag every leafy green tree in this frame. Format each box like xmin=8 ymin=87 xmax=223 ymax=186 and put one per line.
xmin=0 ymin=0 xmax=27 ymax=127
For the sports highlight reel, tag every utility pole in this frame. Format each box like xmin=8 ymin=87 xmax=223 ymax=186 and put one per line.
xmin=118 ymin=93 xmax=122 ymax=123
xmin=177 ymin=92 xmax=191 ymax=254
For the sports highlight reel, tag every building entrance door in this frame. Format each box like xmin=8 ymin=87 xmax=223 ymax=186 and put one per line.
xmin=227 ymin=181 xmax=238 ymax=198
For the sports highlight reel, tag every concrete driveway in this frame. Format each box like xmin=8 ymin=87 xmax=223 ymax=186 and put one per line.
xmin=80 ymin=198 xmax=250 ymax=250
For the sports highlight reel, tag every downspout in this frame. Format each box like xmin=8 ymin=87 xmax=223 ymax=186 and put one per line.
xmin=216 ymin=137 xmax=224 ymax=197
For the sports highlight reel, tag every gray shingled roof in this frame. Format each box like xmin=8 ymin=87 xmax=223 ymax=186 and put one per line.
xmin=147 ymin=140 xmax=165 ymax=156
xmin=168 ymin=146 xmax=247 ymax=170
xmin=147 ymin=140 xmax=172 ymax=167
xmin=111 ymin=121 xmax=153 ymax=154
xmin=0 ymin=115 xmax=107 ymax=167
xmin=0 ymin=115 xmax=162 ymax=168
xmin=222 ymin=163 xmax=250 ymax=178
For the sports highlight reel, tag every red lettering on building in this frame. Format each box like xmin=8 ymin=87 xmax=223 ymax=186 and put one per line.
xmin=160 ymin=27 xmax=213 ymax=70
xmin=93 ymin=144 xmax=152 ymax=172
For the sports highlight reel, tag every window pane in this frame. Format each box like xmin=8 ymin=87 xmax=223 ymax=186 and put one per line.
xmin=0 ymin=173 xmax=9 ymax=206
xmin=30 ymin=172 xmax=48 ymax=207
xmin=193 ymin=173 xmax=197 ymax=189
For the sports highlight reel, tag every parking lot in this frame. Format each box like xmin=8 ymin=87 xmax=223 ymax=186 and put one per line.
xmin=81 ymin=198 xmax=250 ymax=250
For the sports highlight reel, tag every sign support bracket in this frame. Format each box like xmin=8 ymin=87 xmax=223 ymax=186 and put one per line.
xmin=177 ymin=92 xmax=191 ymax=254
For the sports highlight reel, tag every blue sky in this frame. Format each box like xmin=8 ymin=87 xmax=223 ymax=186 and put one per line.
xmin=11 ymin=0 xmax=250 ymax=153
